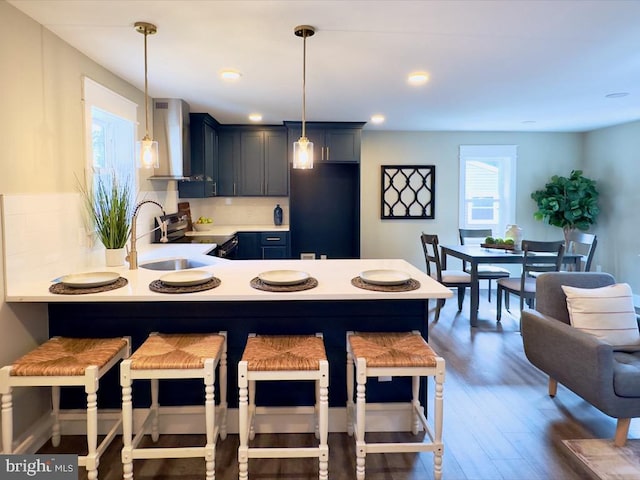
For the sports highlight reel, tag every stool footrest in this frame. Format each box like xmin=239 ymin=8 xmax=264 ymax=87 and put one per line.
xmin=131 ymin=446 xmax=211 ymax=460
xmin=247 ymin=446 xmax=325 ymax=459
xmin=365 ymin=442 xmax=443 ymax=454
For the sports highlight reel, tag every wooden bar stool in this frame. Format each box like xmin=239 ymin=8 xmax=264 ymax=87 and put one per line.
xmin=120 ymin=332 xmax=227 ymax=480
xmin=238 ymin=333 xmax=329 ymax=480
xmin=0 ymin=336 xmax=130 ymax=480
xmin=346 ymin=331 xmax=445 ymax=480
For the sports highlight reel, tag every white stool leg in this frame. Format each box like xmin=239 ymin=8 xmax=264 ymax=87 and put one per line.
xmin=248 ymin=379 xmax=256 ymax=441
xmin=355 ymin=357 xmax=367 ymax=480
xmin=238 ymin=361 xmax=249 ymax=480
xmin=204 ymin=359 xmax=215 ymax=480
xmin=434 ymin=359 xmax=445 ymax=480
xmin=319 ymin=360 xmax=329 ymax=480
xmin=219 ymin=334 xmax=228 ymax=440
xmin=411 ymin=376 xmax=420 ymax=435
xmin=150 ymin=378 xmax=159 ymax=442
xmin=84 ymin=366 xmax=99 ymax=480
xmin=346 ymin=343 xmax=354 ymax=436
xmin=314 ymin=378 xmax=320 ymax=440
xmin=0 ymin=367 xmax=13 ymax=454
xmin=51 ymin=385 xmax=61 ymax=447
xmin=120 ymin=360 xmax=134 ymax=480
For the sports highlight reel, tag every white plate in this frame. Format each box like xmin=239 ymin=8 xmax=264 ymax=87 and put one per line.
xmin=60 ymin=271 xmax=120 ymax=288
xmin=160 ymin=270 xmax=214 ymax=287
xmin=258 ymin=270 xmax=310 ymax=286
xmin=359 ymin=269 xmax=411 ymax=286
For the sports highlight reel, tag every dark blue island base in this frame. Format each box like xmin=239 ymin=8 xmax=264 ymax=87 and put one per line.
xmin=48 ymin=299 xmax=430 ymax=411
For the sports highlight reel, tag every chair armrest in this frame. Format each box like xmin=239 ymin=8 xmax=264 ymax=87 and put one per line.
xmin=521 ymin=309 xmax=615 ymax=405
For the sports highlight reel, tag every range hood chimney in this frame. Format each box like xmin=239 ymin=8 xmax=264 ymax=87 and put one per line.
xmin=149 ymin=98 xmax=191 ymax=180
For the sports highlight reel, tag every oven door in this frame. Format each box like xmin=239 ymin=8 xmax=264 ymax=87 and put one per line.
xmin=215 ymin=236 xmax=239 ymax=259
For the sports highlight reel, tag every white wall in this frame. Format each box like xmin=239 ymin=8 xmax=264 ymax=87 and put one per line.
xmin=361 ymin=131 xmax=582 ymax=271
xmin=583 ymin=120 xmax=640 ymax=291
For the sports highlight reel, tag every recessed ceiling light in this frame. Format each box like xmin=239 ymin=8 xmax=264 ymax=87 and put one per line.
xmin=371 ymin=114 xmax=385 ymax=124
xmin=605 ymin=92 xmax=629 ymax=98
xmin=248 ymin=113 xmax=263 ymax=122
xmin=408 ymin=72 xmax=429 ymax=86
xmin=220 ymin=70 xmax=241 ymax=81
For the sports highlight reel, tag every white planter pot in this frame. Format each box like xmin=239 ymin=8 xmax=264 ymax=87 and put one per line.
xmin=105 ymin=248 xmax=126 ymax=267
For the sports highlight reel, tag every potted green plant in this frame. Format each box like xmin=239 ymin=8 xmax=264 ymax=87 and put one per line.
xmin=531 ymin=169 xmax=600 ymax=244
xmin=80 ymin=175 xmax=134 ymax=266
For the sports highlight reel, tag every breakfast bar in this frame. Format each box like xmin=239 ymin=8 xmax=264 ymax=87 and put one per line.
xmin=5 ymin=244 xmax=452 ymax=432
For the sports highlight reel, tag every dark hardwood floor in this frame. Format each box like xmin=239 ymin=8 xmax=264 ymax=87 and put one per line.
xmin=39 ymin=291 xmax=636 ymax=479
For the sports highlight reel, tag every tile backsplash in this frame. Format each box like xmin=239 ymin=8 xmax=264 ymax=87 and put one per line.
xmin=186 ymin=197 xmax=289 ymax=226
xmin=1 ymin=190 xmax=171 ymax=287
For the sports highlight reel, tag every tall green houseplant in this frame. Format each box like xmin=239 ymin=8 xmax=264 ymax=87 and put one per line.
xmin=81 ymin=175 xmax=134 ymax=249
xmin=531 ymin=170 xmax=600 ymax=243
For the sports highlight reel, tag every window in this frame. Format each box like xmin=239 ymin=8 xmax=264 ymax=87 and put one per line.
xmin=459 ymin=145 xmax=517 ymax=237
xmin=82 ymin=77 xmax=138 ymax=194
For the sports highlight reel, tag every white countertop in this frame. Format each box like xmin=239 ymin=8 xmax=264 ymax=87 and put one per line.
xmin=5 ymin=243 xmax=452 ymax=303
xmin=185 ymin=224 xmax=289 ymax=237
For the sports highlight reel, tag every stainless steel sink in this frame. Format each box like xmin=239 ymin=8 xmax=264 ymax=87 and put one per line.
xmin=139 ymin=258 xmax=209 ymax=271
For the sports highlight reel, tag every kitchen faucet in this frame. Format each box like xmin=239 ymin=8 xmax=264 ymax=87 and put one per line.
xmin=127 ymin=200 xmax=167 ymax=269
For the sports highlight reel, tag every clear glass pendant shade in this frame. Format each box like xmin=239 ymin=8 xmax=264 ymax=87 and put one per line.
xmin=136 ymin=136 xmax=159 ymax=169
xmin=293 ymin=137 xmax=314 ymax=169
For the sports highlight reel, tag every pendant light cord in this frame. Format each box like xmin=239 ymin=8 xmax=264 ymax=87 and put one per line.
xmin=143 ymin=28 xmax=150 ymax=138
xmin=301 ymin=30 xmax=307 ymax=139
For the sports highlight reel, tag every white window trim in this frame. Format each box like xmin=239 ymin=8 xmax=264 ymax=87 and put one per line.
xmin=81 ymin=76 xmax=138 ymax=187
xmin=459 ymin=145 xmax=517 ymax=234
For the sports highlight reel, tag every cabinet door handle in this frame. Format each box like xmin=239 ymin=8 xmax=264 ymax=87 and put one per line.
xmin=265 ymin=237 xmax=280 ymax=241
xmin=233 ymin=183 xmax=236 ymax=195
xmin=212 ymin=182 xmax=217 ymax=196
xmin=326 ymin=146 xmax=329 ymax=161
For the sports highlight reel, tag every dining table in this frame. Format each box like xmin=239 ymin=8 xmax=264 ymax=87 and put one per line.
xmin=440 ymin=244 xmax=581 ymax=326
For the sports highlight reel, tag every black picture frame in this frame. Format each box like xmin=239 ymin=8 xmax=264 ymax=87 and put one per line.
xmin=381 ymin=165 xmax=436 ymax=219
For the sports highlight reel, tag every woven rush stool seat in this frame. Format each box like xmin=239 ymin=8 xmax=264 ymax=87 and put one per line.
xmin=0 ymin=336 xmax=130 ymax=480
xmin=120 ymin=332 xmax=227 ymax=480
xmin=346 ymin=331 xmax=445 ymax=480
xmin=238 ymin=333 xmax=329 ymax=480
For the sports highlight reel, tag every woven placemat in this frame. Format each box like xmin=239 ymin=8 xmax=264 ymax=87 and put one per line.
xmin=149 ymin=277 xmax=221 ymax=294
xmin=49 ymin=277 xmax=128 ymax=295
xmin=351 ymin=277 xmax=420 ymax=292
xmin=250 ymin=277 xmax=318 ymax=292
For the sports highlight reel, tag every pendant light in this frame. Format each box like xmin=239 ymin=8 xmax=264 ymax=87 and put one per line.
xmin=134 ymin=21 xmax=159 ymax=169
xmin=293 ymin=25 xmax=315 ymax=170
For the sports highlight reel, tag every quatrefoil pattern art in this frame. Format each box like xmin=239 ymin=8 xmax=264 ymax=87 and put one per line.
xmin=381 ymin=165 xmax=436 ymax=219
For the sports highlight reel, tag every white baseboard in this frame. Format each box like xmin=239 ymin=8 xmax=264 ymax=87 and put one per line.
xmin=16 ymin=403 xmax=420 ymax=453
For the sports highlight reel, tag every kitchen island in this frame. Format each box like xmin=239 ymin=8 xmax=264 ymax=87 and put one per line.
xmin=5 ymin=244 xmax=452 ymax=432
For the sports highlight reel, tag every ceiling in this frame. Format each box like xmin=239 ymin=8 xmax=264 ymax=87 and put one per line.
xmin=8 ymin=0 xmax=640 ymax=132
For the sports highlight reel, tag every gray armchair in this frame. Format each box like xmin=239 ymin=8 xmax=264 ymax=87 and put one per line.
xmin=521 ymin=272 xmax=640 ymax=446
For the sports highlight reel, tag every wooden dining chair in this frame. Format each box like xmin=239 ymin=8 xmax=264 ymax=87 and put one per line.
xmin=421 ymin=233 xmax=471 ymax=321
xmin=458 ymin=228 xmax=511 ymax=302
xmin=496 ymin=239 xmax=565 ymax=322
xmin=566 ymin=231 xmax=597 ymax=272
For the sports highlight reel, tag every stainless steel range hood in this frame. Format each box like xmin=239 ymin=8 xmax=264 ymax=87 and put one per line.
xmin=149 ymin=98 xmax=191 ymax=180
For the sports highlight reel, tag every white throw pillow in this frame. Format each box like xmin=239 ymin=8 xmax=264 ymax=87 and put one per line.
xmin=562 ymin=283 xmax=640 ymax=348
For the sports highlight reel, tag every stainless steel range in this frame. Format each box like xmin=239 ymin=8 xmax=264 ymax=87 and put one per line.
xmin=153 ymin=213 xmax=238 ymax=258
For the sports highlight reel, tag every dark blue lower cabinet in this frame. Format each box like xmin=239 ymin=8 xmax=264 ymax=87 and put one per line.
xmin=48 ymin=299 xmax=429 ymax=410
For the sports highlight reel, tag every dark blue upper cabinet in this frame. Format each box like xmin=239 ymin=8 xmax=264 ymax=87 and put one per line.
xmin=178 ymin=113 xmax=220 ymax=198
xmin=284 ymin=121 xmax=365 ymax=164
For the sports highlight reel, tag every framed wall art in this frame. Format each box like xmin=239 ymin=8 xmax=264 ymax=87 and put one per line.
xmin=381 ymin=165 xmax=435 ymax=219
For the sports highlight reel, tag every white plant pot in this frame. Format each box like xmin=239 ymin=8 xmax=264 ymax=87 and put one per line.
xmin=105 ymin=248 xmax=126 ymax=267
